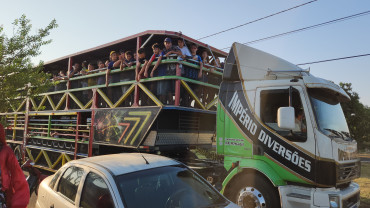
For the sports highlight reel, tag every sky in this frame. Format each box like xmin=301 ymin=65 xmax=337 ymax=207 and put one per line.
xmin=1 ymin=0 xmax=370 ymax=106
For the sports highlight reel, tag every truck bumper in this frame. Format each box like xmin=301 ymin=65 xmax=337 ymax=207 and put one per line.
xmin=279 ymin=182 xmax=360 ymax=208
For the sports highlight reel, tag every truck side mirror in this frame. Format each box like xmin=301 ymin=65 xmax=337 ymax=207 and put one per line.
xmin=277 ymin=107 xmax=295 ymax=130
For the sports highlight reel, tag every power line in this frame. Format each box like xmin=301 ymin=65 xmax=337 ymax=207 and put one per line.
xmin=297 ymin=53 xmax=370 ymax=65
xmin=197 ymin=0 xmax=319 ymax=40
xmin=220 ymin=10 xmax=370 ymax=51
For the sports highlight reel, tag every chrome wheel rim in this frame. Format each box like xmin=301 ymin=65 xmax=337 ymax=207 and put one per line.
xmin=237 ymin=187 xmax=266 ymax=208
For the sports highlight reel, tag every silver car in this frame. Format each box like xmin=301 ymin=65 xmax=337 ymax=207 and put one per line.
xmin=35 ymin=153 xmax=238 ymax=208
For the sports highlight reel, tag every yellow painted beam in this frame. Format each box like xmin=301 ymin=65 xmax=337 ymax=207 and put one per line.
xmin=30 ymin=98 xmax=38 ymax=111
xmin=68 ymin=92 xmax=84 ymax=109
xmin=84 ymin=98 xmax=93 ymax=109
xmin=37 ymin=96 xmax=48 ymax=111
xmin=180 ymin=80 xmax=205 ymax=110
xmin=138 ymin=83 xmax=163 ymax=106
xmin=55 ymin=93 xmax=67 ymax=110
xmin=16 ymin=99 xmax=26 ymax=112
xmin=42 ymin=150 xmax=52 ymax=168
xmin=206 ymin=97 xmax=218 ymax=110
xmin=51 ymin=154 xmax=63 ymax=169
xmin=46 ymin=95 xmax=56 ymax=111
xmin=96 ymin=88 xmax=114 ymax=108
xmin=113 ymin=84 xmax=135 ymax=108
xmin=26 ymin=148 xmax=35 ymax=161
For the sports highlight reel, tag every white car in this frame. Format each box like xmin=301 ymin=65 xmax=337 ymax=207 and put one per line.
xmin=35 ymin=153 xmax=238 ymax=208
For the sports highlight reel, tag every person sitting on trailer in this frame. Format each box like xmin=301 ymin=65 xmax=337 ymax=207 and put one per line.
xmin=177 ymin=39 xmax=191 ymax=59
xmin=145 ymin=43 xmax=164 ymax=78
xmin=120 ymin=51 xmax=135 ymax=70
xmin=81 ymin=60 xmax=88 ymax=71
xmin=53 ymin=70 xmax=67 ymax=91
xmin=97 ymin=60 xmax=106 ymax=85
xmin=68 ymin=62 xmax=81 ymax=78
xmin=119 ymin=51 xmax=135 ymax=105
xmin=162 ymin=37 xmax=182 ymax=58
xmin=53 ymin=70 xmax=67 ymax=81
xmin=106 ymin=51 xmax=122 ymax=87
xmin=50 ymin=131 xmax=60 ymax=138
xmin=136 ymin=48 xmax=149 ymax=81
xmin=201 ymin=50 xmax=210 ymax=65
xmin=190 ymin=44 xmax=203 ymax=79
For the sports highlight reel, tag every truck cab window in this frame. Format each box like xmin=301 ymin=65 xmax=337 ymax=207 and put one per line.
xmin=260 ymin=88 xmax=307 ymax=141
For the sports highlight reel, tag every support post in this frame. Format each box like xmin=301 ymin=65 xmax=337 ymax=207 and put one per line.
xmin=65 ymin=57 xmax=73 ymax=110
xmin=74 ymin=112 xmax=81 ymax=160
xmin=175 ymin=64 xmax=181 ymax=106
xmin=133 ymin=36 xmax=142 ymax=107
xmin=12 ymin=114 xmax=17 ymax=140
xmin=46 ymin=115 xmax=52 ymax=139
xmin=88 ymin=110 xmax=94 ymax=157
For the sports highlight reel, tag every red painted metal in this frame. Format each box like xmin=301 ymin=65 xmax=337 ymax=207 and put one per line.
xmin=74 ymin=112 xmax=81 ymax=160
xmin=175 ymin=64 xmax=181 ymax=106
xmin=88 ymin=110 xmax=94 ymax=157
xmin=65 ymin=57 xmax=72 ymax=110
xmin=88 ymin=88 xmax=97 ymax=157
xmin=133 ymin=36 xmax=142 ymax=107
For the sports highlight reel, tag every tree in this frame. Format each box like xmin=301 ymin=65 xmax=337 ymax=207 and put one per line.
xmin=340 ymin=82 xmax=370 ymax=149
xmin=0 ymin=15 xmax=58 ymax=115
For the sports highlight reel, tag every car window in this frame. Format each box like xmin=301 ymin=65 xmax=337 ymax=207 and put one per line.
xmin=80 ymin=172 xmax=115 ymax=208
xmin=116 ymin=165 xmax=227 ymax=208
xmin=57 ymin=166 xmax=84 ymax=202
xmin=49 ymin=168 xmax=64 ymax=189
xmin=80 ymin=172 xmax=114 ymax=208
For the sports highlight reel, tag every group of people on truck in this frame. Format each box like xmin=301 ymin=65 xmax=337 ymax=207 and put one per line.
xmin=51 ymin=37 xmax=223 ymax=106
xmin=52 ymin=37 xmax=223 ymax=86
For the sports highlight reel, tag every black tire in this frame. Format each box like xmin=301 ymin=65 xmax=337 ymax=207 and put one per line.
xmin=225 ymin=173 xmax=280 ymax=208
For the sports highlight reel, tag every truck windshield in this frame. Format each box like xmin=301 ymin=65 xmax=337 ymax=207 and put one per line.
xmin=308 ymin=88 xmax=351 ymax=140
xmin=115 ymin=165 xmax=228 ymax=208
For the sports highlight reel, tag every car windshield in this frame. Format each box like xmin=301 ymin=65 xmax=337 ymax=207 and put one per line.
xmin=115 ymin=165 xmax=227 ymax=208
xmin=309 ymin=88 xmax=351 ymax=140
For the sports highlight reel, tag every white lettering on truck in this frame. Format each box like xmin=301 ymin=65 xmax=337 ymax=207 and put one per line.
xmin=228 ymin=91 xmax=311 ymax=173
xmin=258 ymin=130 xmax=311 ymax=172
xmin=228 ymin=92 xmax=257 ymax=135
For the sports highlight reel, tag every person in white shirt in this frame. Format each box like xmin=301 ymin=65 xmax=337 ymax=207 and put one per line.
xmin=177 ymin=39 xmax=191 ymax=59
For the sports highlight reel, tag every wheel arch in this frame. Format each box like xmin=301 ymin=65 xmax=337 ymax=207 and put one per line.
xmin=222 ymin=160 xmax=285 ymax=195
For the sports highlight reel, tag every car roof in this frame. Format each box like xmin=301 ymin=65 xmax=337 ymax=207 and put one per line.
xmin=71 ymin=153 xmax=180 ymax=176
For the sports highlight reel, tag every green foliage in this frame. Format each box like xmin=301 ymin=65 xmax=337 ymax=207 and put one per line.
xmin=340 ymin=82 xmax=370 ymax=149
xmin=0 ymin=15 xmax=57 ymax=114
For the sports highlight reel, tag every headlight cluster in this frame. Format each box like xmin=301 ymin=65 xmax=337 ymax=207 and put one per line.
xmin=338 ymin=147 xmax=357 ymax=161
xmin=329 ymin=194 xmax=339 ymax=208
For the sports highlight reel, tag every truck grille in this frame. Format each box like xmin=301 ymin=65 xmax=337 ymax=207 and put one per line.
xmin=337 ymin=161 xmax=360 ymax=183
xmin=342 ymin=192 xmax=360 ymax=208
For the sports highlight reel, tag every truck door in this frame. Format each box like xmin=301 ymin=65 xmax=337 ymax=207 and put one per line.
xmin=256 ymin=86 xmax=316 ymax=181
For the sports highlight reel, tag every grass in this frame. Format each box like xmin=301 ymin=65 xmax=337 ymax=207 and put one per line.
xmin=355 ymin=162 xmax=370 ymax=207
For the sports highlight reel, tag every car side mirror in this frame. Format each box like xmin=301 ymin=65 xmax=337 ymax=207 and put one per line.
xmin=277 ymin=107 xmax=295 ymax=130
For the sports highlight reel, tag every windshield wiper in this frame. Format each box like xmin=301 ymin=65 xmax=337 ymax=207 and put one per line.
xmin=324 ymin=128 xmax=345 ymax=140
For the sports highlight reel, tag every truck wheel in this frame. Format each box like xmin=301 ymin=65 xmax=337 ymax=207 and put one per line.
xmin=225 ymin=173 xmax=280 ymax=208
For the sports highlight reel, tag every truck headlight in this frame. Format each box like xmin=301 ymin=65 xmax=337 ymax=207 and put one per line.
xmin=329 ymin=195 xmax=339 ymax=208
